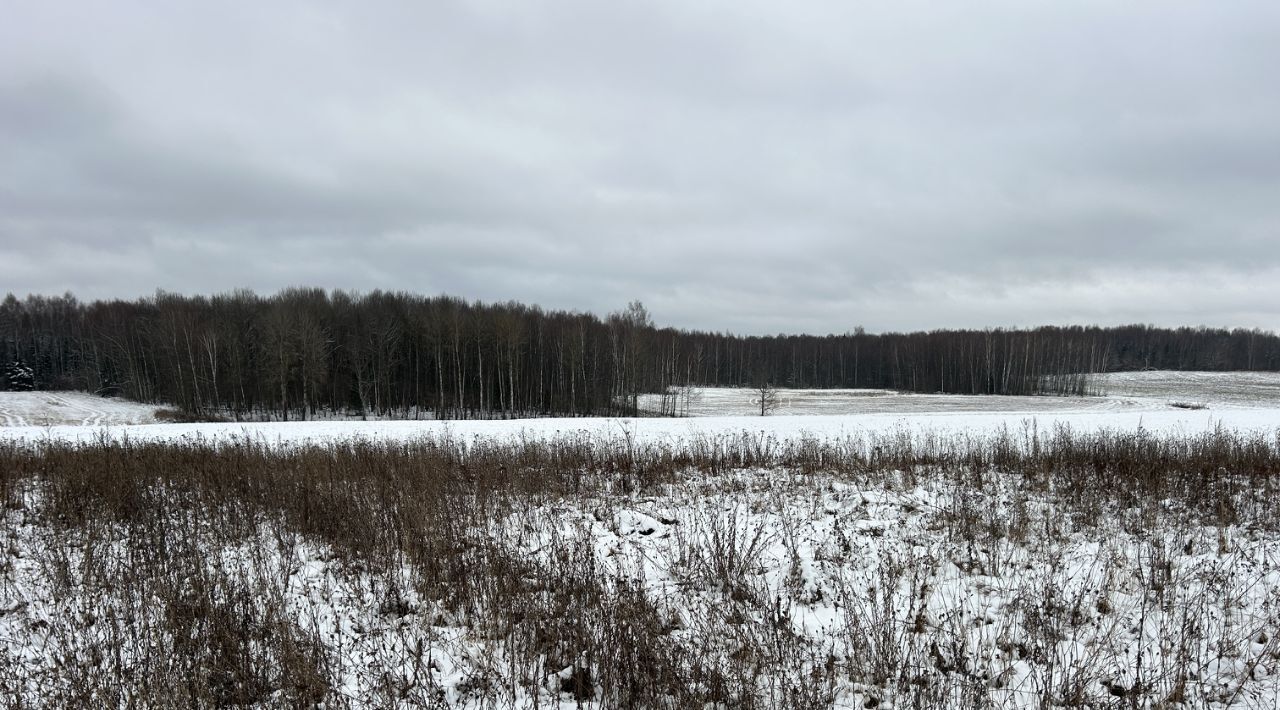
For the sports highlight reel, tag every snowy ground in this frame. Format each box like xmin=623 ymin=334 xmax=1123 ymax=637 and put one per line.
xmin=0 ymin=391 xmax=160 ymax=427
xmin=5 ymin=372 xmax=1280 ymax=448
xmin=3 ymin=401 xmax=1280 ymax=450
xmin=1098 ymin=370 xmax=1280 ymax=408
xmin=638 ymin=371 xmax=1280 ymax=418
xmin=5 ymin=373 xmax=1280 ymax=706
xmin=4 ymin=450 xmax=1279 ymax=707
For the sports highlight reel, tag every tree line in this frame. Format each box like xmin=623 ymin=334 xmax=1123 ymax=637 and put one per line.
xmin=2 ymin=289 xmax=1278 ymax=418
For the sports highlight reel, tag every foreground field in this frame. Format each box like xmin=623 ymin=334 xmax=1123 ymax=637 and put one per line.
xmin=4 ymin=428 xmax=1280 ymax=708
xmin=3 ymin=403 xmax=1280 ymax=452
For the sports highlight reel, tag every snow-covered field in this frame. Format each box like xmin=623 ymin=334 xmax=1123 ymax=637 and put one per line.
xmin=4 ymin=434 xmax=1280 ymax=707
xmin=5 ymin=372 xmax=1280 ymax=449
xmin=5 ymin=372 xmax=1280 ymax=706
xmin=4 ymin=406 xmax=1280 ymax=452
xmin=5 ymin=391 xmax=1280 ymax=452
xmin=0 ymin=391 xmax=160 ymax=427
xmin=1099 ymin=370 xmax=1280 ymax=408
xmin=639 ymin=371 xmax=1280 ymax=418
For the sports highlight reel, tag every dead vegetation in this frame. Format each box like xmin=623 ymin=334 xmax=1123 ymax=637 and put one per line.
xmin=2 ymin=425 xmax=1280 ymax=707
xmin=152 ymin=407 xmax=232 ymax=423
xmin=1168 ymin=401 xmax=1210 ymax=410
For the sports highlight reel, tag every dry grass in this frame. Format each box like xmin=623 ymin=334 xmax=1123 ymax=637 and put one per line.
xmin=2 ymin=426 xmax=1280 ymax=707
xmin=153 ymin=407 xmax=232 ymax=424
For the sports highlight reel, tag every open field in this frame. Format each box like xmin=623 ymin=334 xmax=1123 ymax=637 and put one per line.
xmin=6 ymin=372 xmax=1280 ymax=450
xmin=5 ymin=372 xmax=1280 ymax=707
xmin=3 ymin=405 xmax=1280 ymax=451
xmin=638 ymin=371 xmax=1280 ymax=418
xmin=1099 ymin=371 xmax=1280 ymax=408
xmin=5 ymin=372 xmax=1280 ymax=449
xmin=0 ymin=391 xmax=161 ymax=427
xmin=4 ymin=429 xmax=1280 ymax=708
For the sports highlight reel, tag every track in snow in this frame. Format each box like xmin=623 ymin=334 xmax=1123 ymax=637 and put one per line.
xmin=0 ymin=391 xmax=158 ymax=428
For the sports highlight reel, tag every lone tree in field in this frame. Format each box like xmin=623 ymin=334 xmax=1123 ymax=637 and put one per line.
xmin=756 ymin=380 xmax=780 ymax=416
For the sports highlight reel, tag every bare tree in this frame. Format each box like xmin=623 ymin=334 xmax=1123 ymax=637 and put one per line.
xmin=608 ymin=300 xmax=653 ymax=414
xmin=257 ymin=305 xmax=294 ymax=420
xmin=756 ymin=380 xmax=780 ymax=416
xmin=294 ymin=314 xmax=330 ymax=419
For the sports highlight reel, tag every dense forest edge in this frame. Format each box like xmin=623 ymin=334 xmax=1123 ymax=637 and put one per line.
xmin=2 ymin=289 xmax=1279 ymax=419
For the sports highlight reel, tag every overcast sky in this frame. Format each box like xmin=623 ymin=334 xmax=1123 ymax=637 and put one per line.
xmin=2 ymin=1 xmax=1278 ymax=334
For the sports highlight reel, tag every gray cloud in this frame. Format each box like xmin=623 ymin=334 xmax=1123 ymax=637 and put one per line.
xmin=1 ymin=0 xmax=1278 ymax=334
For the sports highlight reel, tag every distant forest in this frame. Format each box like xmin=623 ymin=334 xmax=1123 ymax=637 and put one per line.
xmin=2 ymin=289 xmax=1279 ymax=419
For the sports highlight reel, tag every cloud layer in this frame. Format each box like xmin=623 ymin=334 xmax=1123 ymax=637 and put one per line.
xmin=2 ymin=1 xmax=1278 ymax=334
